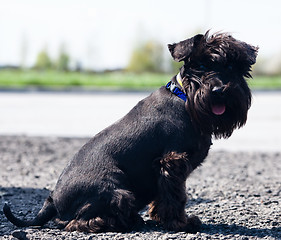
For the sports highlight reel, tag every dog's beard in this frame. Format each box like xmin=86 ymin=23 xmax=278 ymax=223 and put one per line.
xmin=185 ymin=80 xmax=251 ymax=139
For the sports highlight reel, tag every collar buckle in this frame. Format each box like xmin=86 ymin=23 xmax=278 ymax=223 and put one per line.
xmin=169 ymin=81 xmax=177 ymax=92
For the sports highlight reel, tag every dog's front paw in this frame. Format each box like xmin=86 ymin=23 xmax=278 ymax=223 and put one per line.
xmin=184 ymin=215 xmax=201 ymax=233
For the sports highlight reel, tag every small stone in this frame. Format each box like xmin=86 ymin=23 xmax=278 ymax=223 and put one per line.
xmin=12 ymin=230 xmax=28 ymax=240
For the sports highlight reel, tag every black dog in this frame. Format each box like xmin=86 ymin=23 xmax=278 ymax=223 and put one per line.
xmin=4 ymin=31 xmax=258 ymax=233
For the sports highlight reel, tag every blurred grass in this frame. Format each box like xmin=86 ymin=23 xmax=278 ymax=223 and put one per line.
xmin=0 ymin=70 xmax=167 ymax=90
xmin=0 ymin=70 xmax=280 ymax=90
xmin=248 ymin=75 xmax=281 ymax=90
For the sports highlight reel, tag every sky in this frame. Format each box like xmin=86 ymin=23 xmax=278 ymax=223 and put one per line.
xmin=1 ymin=0 xmax=281 ymax=70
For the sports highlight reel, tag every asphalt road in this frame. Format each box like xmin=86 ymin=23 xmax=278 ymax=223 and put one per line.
xmin=0 ymin=90 xmax=280 ymax=152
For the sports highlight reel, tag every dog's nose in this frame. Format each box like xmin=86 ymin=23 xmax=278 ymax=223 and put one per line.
xmin=212 ymin=86 xmax=225 ymax=95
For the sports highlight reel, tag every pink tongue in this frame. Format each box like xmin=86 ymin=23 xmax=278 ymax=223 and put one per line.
xmin=212 ymin=104 xmax=226 ymax=115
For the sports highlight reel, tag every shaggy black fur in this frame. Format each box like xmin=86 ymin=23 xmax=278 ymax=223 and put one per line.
xmin=4 ymin=31 xmax=258 ymax=233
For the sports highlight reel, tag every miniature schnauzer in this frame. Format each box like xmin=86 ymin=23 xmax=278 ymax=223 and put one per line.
xmin=4 ymin=31 xmax=258 ymax=233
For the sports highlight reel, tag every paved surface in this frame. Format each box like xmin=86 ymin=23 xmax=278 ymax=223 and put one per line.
xmin=1 ymin=136 xmax=280 ymax=239
xmin=0 ymin=90 xmax=280 ymax=152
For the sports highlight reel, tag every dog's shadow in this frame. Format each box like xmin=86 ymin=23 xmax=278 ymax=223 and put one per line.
xmin=1 ymin=187 xmax=280 ymax=239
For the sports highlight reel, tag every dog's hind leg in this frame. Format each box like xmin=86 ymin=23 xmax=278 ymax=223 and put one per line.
xmin=65 ymin=189 xmax=143 ymax=233
xmin=65 ymin=217 xmax=106 ymax=233
xmin=149 ymin=152 xmax=201 ymax=233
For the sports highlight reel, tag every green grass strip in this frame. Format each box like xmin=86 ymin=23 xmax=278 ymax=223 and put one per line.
xmin=0 ymin=70 xmax=280 ymax=90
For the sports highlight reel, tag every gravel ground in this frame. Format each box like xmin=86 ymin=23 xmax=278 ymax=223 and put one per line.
xmin=0 ymin=135 xmax=280 ymax=240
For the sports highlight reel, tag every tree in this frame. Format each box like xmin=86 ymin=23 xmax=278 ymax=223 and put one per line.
xmin=34 ymin=48 xmax=52 ymax=70
xmin=56 ymin=43 xmax=70 ymax=71
xmin=127 ymin=40 xmax=164 ymax=73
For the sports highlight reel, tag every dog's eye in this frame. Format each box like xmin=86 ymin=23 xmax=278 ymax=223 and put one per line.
xmin=199 ymin=64 xmax=207 ymax=71
xmin=227 ymin=65 xmax=233 ymax=71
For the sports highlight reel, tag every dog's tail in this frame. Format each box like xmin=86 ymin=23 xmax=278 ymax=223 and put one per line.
xmin=3 ymin=196 xmax=57 ymax=227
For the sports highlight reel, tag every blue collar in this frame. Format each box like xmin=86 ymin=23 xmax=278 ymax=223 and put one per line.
xmin=166 ymin=81 xmax=187 ymax=102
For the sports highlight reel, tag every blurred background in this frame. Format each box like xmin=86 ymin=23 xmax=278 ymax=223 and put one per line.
xmin=0 ymin=0 xmax=281 ymax=89
xmin=0 ymin=0 xmax=280 ymax=151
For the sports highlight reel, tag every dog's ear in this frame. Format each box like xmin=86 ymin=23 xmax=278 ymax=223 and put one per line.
xmin=238 ymin=42 xmax=258 ymax=78
xmin=168 ymin=34 xmax=204 ymax=62
xmin=242 ymin=42 xmax=259 ymax=66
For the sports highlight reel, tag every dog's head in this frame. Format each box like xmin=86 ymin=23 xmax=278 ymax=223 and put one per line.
xmin=168 ymin=31 xmax=258 ymax=138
